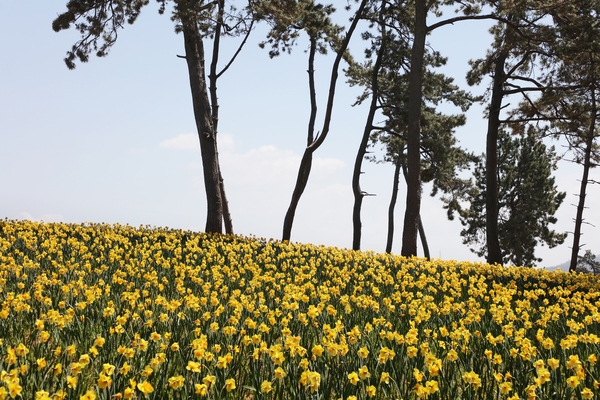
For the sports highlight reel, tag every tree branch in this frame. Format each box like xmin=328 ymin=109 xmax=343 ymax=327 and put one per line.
xmin=501 ymin=117 xmax=568 ymax=123
xmin=217 ymin=18 xmax=254 ymax=79
xmin=502 ymin=86 xmax=546 ymax=95
xmin=503 ymin=54 xmax=532 ymax=80
xmin=508 ymin=75 xmax=544 ymax=88
xmin=427 ymin=14 xmax=497 ymax=32
xmin=308 ymin=0 xmax=368 ymax=151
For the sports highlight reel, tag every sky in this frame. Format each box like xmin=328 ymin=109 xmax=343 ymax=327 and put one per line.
xmin=1 ymin=1 xmax=598 ymax=269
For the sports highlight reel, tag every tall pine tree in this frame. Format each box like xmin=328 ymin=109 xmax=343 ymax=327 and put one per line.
xmin=459 ymin=130 xmax=566 ymax=267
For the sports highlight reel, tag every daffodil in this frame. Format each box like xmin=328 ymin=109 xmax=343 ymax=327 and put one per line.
xmin=137 ymin=381 xmax=154 ymax=395
xmin=97 ymin=373 xmax=112 ymax=389
xmin=168 ymin=376 xmax=185 ymax=390
xmin=567 ymin=376 xmax=581 ymax=389
xmin=366 ymin=385 xmax=376 ymax=397
xmin=357 ymin=346 xmax=369 ymax=359
xmin=260 ymin=380 xmax=273 ymax=393
xmin=79 ymin=390 xmax=96 ymax=400
xmin=195 ymin=383 xmax=208 ymax=396
xmin=348 ymin=371 xmax=359 ymax=385
xmin=224 ymin=378 xmax=236 ymax=392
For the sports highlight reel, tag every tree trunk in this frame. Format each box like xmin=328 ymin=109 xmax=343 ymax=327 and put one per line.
xmin=282 ymin=151 xmax=314 ymax=241
xmin=485 ymin=52 xmax=507 ymax=265
xmin=386 ymin=153 xmax=431 ymax=257
xmin=569 ymin=90 xmax=597 ymax=272
xmin=219 ymin=175 xmax=233 ymax=234
xmin=417 ymin=211 xmax=430 ymax=259
xmin=181 ymin=13 xmax=223 ymax=233
xmin=282 ymin=0 xmax=368 ymax=242
xmin=386 ymin=156 xmax=402 ymax=253
xmin=282 ymin=37 xmax=317 ymax=242
xmin=208 ymin=0 xmax=233 ymax=234
xmin=402 ymin=164 xmax=430 ymax=259
xmin=401 ymin=0 xmax=426 ymax=257
xmin=352 ymin=28 xmax=385 ymax=250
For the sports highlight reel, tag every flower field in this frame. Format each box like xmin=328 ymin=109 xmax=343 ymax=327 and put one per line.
xmin=1 ymin=220 xmax=599 ymax=399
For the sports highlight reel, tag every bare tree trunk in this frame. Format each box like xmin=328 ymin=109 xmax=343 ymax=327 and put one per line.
xmin=181 ymin=13 xmax=223 ymax=233
xmin=485 ymin=53 xmax=507 ymax=265
xmin=209 ymin=0 xmax=233 ymax=234
xmin=352 ymin=25 xmax=385 ymax=250
xmin=569 ymin=89 xmax=597 ymax=272
xmin=401 ymin=164 xmax=430 ymax=259
xmin=282 ymin=0 xmax=368 ymax=241
xmin=386 ymin=157 xmax=402 ymax=253
xmin=283 ymin=151 xmax=314 ymax=241
xmin=282 ymin=37 xmax=317 ymax=242
xmin=417 ymin=213 xmax=430 ymax=259
xmin=386 ymin=158 xmax=430 ymax=258
xmin=401 ymin=0 xmax=426 ymax=257
xmin=219 ymin=177 xmax=233 ymax=233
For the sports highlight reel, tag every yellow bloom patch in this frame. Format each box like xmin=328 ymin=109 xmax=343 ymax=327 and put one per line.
xmin=0 ymin=220 xmax=599 ymax=398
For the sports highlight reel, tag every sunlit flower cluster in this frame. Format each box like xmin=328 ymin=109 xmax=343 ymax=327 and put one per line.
xmin=1 ymin=219 xmax=599 ymax=399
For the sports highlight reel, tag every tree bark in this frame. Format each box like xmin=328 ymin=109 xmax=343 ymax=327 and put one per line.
xmin=401 ymin=0 xmax=426 ymax=257
xmin=282 ymin=0 xmax=368 ymax=242
xmin=181 ymin=13 xmax=223 ymax=233
xmin=282 ymin=37 xmax=317 ymax=242
xmin=386 ymin=156 xmax=402 ymax=253
xmin=569 ymin=87 xmax=597 ymax=272
xmin=282 ymin=151 xmax=314 ymax=241
xmin=209 ymin=0 xmax=234 ymax=234
xmin=401 ymin=164 xmax=430 ymax=259
xmin=386 ymin=157 xmax=431 ymax=257
xmin=485 ymin=52 xmax=507 ymax=265
xmin=352 ymin=26 xmax=385 ymax=250
xmin=417 ymin=207 xmax=430 ymax=259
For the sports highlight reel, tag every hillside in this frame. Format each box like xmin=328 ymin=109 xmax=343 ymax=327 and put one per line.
xmin=1 ymin=219 xmax=600 ymax=399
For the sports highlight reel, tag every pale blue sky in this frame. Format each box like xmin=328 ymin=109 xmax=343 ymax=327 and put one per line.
xmin=1 ymin=1 xmax=597 ymax=268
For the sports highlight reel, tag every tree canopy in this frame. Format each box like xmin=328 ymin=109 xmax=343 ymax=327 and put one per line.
xmin=459 ymin=130 xmax=566 ymax=267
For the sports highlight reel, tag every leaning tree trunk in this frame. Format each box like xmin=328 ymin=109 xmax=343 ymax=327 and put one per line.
xmin=417 ymin=215 xmax=430 ymax=259
xmin=569 ymin=90 xmax=597 ymax=272
xmin=401 ymin=0 xmax=426 ymax=257
xmin=386 ymin=156 xmax=402 ymax=253
xmin=181 ymin=14 xmax=223 ymax=233
xmin=282 ymin=37 xmax=317 ymax=242
xmin=209 ymin=0 xmax=233 ymax=234
xmin=485 ymin=52 xmax=507 ymax=265
xmin=282 ymin=0 xmax=368 ymax=242
xmin=282 ymin=151 xmax=313 ymax=241
xmin=352 ymin=28 xmax=385 ymax=250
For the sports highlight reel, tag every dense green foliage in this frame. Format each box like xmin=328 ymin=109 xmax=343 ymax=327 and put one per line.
xmin=459 ymin=130 xmax=566 ymax=267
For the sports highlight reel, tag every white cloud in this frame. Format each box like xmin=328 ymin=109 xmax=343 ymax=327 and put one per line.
xmin=18 ymin=212 xmax=64 ymax=222
xmin=17 ymin=212 xmax=34 ymax=220
xmin=183 ymin=135 xmax=346 ymax=187
xmin=220 ymin=143 xmax=346 ymax=187
xmin=159 ymin=133 xmax=197 ymax=150
xmin=218 ymin=134 xmax=235 ymax=153
xmin=179 ymin=135 xmax=350 ymax=244
xmin=313 ymin=157 xmax=346 ymax=177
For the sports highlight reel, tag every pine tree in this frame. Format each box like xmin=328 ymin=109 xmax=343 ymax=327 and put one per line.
xmin=576 ymin=250 xmax=600 ymax=274
xmin=511 ymin=0 xmax=600 ymax=271
xmin=459 ymin=130 xmax=566 ymax=267
xmin=345 ymin=8 xmax=475 ymax=252
xmin=52 ymin=0 xmax=254 ymax=234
